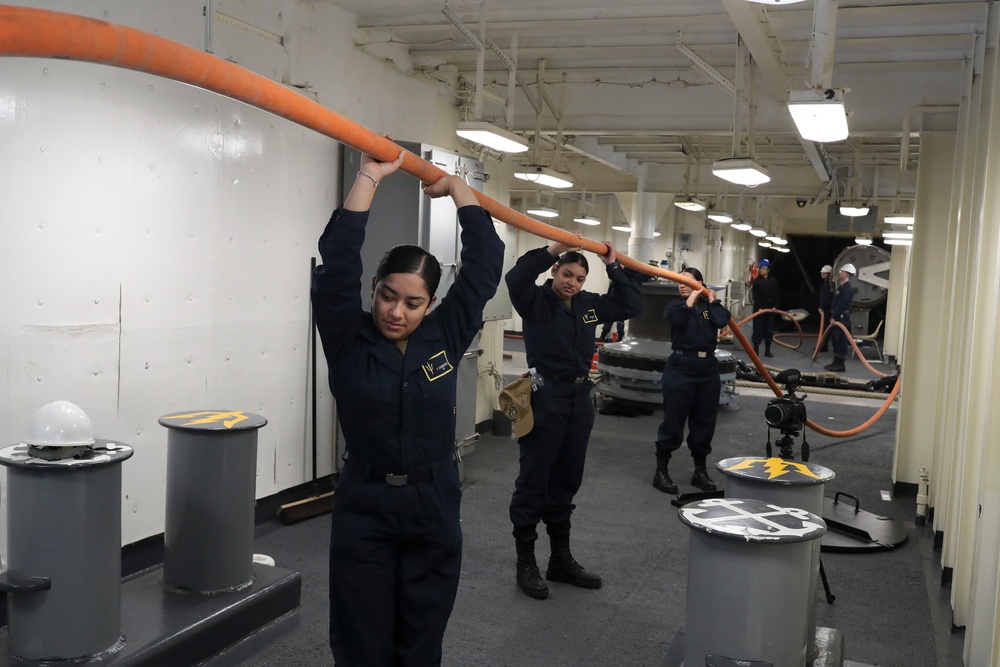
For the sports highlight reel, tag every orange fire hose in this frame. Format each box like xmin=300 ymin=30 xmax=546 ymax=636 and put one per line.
xmin=0 ymin=5 xmax=897 ymax=437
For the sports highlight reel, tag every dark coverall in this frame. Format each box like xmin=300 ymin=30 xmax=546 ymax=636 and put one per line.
xmin=506 ymin=249 xmax=643 ymax=531
xmin=751 ymin=273 xmax=779 ymax=349
xmin=655 ymin=296 xmax=732 ymax=461
xmin=818 ymin=279 xmax=833 ymax=351
xmin=312 ymin=205 xmax=503 ymax=666
xmin=829 ymin=280 xmax=855 ymax=359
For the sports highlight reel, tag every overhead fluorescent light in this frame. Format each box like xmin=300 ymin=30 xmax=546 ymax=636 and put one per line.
xmin=758 ymin=241 xmax=772 ymax=248
xmin=788 ymin=89 xmax=849 ymax=143
xmin=772 ymin=237 xmax=789 ymax=245
xmin=712 ymin=157 xmax=771 ymax=187
xmin=674 ymin=195 xmax=707 ymax=212
xmin=883 ymin=231 xmax=913 ymax=240
xmin=653 ymin=231 xmax=661 ymax=237
xmin=574 ymin=214 xmax=601 ymax=226
xmin=883 ymin=238 xmax=913 ymax=246
xmin=455 ymin=121 xmax=529 ymax=153
xmin=707 ymin=210 xmax=734 ymax=224
xmin=731 ymin=221 xmax=753 ymax=231
xmin=884 ymin=214 xmax=915 ymax=225
xmin=526 ymin=204 xmax=559 ymax=218
xmin=749 ymin=227 xmax=768 ymax=238
xmin=775 ymin=246 xmax=791 ymax=253
xmin=765 ymin=235 xmax=782 ymax=244
xmin=611 ymin=224 xmax=631 ymax=233
xmin=855 ymin=236 xmax=873 ymax=246
xmin=514 ymin=165 xmax=573 ymax=189
xmin=839 ymin=201 xmax=870 ymax=217
xmin=747 ymin=0 xmax=807 ymax=3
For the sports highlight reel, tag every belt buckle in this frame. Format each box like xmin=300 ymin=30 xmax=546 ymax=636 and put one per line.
xmin=697 ymin=351 xmax=707 ymax=358
xmin=385 ymin=473 xmax=408 ymax=487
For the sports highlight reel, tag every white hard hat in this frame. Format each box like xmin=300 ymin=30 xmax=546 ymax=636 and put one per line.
xmin=820 ymin=265 xmax=833 ymax=274
xmin=25 ymin=400 xmax=95 ymax=447
xmin=840 ymin=263 xmax=857 ymax=275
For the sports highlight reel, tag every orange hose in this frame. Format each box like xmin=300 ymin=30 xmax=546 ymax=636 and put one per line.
xmin=0 ymin=5 xmax=895 ymax=437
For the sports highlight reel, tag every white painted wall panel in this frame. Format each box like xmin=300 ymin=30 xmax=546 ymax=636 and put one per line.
xmin=0 ymin=54 xmax=335 ymax=547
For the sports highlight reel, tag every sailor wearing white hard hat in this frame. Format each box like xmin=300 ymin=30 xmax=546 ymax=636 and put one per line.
xmin=824 ymin=264 xmax=857 ymax=372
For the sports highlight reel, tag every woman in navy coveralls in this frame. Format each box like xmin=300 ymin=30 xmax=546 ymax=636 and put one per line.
xmin=506 ymin=239 xmax=643 ymax=600
xmin=312 ymin=148 xmax=503 ymax=665
xmin=651 ymin=267 xmax=731 ymax=496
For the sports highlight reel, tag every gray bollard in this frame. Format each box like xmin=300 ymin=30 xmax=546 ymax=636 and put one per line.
xmin=159 ymin=410 xmax=267 ymax=594
xmin=717 ymin=456 xmax=836 ymax=661
xmin=678 ymin=497 xmax=826 ymax=667
xmin=0 ymin=401 xmax=133 ymax=661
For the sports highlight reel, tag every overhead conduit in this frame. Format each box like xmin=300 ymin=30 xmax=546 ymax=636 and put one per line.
xmin=0 ymin=5 xmax=897 ymax=438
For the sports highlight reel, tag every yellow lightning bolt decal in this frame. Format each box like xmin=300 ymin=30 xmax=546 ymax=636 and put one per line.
xmin=163 ymin=411 xmax=250 ymax=429
xmin=724 ymin=457 xmax=821 ymax=480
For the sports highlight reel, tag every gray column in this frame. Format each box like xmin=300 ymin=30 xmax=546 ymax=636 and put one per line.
xmin=0 ymin=440 xmax=133 ymax=661
xmin=679 ymin=497 xmax=826 ymax=667
xmin=160 ymin=410 xmax=267 ymax=594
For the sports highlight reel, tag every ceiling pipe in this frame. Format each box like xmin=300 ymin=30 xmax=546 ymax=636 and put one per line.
xmin=899 ymin=105 xmax=960 ymax=171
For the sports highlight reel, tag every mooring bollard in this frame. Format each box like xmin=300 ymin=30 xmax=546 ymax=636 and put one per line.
xmin=718 ymin=456 xmax=836 ymax=661
xmin=159 ymin=410 xmax=267 ymax=594
xmin=679 ymin=497 xmax=826 ymax=667
xmin=0 ymin=401 xmax=133 ymax=661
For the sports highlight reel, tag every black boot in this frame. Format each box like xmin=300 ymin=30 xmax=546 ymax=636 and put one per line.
xmin=764 ymin=342 xmax=774 ymax=358
xmin=652 ymin=454 xmax=678 ymax=494
xmin=753 ymin=343 xmax=760 ymax=357
xmin=513 ymin=526 xmax=548 ymax=600
xmin=824 ymin=356 xmax=846 ymax=372
xmin=691 ymin=457 xmax=717 ymax=492
xmin=545 ymin=522 xmax=602 ymax=589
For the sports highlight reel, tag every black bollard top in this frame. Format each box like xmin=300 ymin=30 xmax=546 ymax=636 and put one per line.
xmin=678 ymin=497 xmax=826 ymax=544
xmin=717 ymin=456 xmax=835 ymax=486
xmin=158 ymin=410 xmax=267 ymax=432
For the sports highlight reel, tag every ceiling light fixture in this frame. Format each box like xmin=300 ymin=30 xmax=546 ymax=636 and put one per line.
xmin=765 ymin=235 xmax=782 ymax=244
xmin=883 ymin=238 xmax=913 ymax=246
xmin=653 ymin=231 xmax=661 ymax=237
xmin=749 ymin=227 xmax=769 ymax=238
xmin=758 ymin=241 xmax=772 ymax=248
xmin=731 ymin=221 xmax=753 ymax=232
xmin=674 ymin=195 xmax=707 ymax=212
xmin=712 ymin=157 xmax=771 ymax=187
xmin=514 ymin=166 xmax=574 ymax=189
xmin=884 ymin=214 xmax=915 ymax=225
xmin=839 ymin=201 xmax=870 ymax=217
xmin=855 ymin=236 xmax=873 ymax=246
xmin=574 ymin=214 xmax=601 ymax=226
xmin=707 ymin=209 xmax=734 ymax=224
xmin=788 ymin=89 xmax=849 ymax=143
xmin=526 ymin=204 xmax=559 ymax=218
xmin=456 ymin=121 xmax=530 ymax=153
xmin=775 ymin=246 xmax=791 ymax=253
xmin=772 ymin=238 xmax=789 ymax=245
xmin=611 ymin=224 xmax=631 ymax=233
xmin=746 ymin=0 xmax=807 ymax=4
xmin=883 ymin=231 xmax=913 ymax=240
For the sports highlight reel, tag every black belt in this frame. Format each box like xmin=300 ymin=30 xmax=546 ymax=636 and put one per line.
xmin=673 ymin=350 xmax=714 ymax=358
xmin=545 ymin=373 xmax=589 ymax=384
xmin=352 ymin=456 xmax=455 ymax=487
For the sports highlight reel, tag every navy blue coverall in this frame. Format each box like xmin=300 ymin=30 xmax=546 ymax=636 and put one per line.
xmin=829 ymin=280 xmax=855 ymax=359
xmin=312 ymin=205 xmax=503 ymax=666
xmin=751 ymin=272 xmax=779 ymax=348
xmin=506 ymin=248 xmax=643 ymax=530
xmin=655 ymin=296 xmax=731 ymax=461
